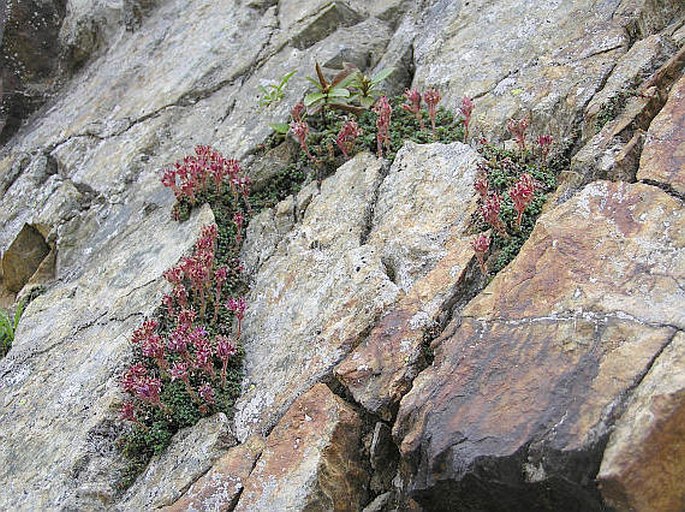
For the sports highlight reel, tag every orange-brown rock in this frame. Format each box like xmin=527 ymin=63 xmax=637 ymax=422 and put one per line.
xmin=638 ymin=71 xmax=685 ymax=195
xmin=598 ymin=332 xmax=685 ymax=512
xmin=161 ymin=436 xmax=265 ymax=512
xmin=335 ymin=239 xmax=477 ymax=420
xmin=394 ymin=181 xmax=684 ymax=511
xmin=233 ymin=383 xmax=367 ymax=511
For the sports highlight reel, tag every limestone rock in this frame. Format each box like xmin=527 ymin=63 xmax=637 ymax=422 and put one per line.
xmin=583 ymin=34 xmax=677 ymax=138
xmin=598 ymin=332 xmax=685 ymax=512
xmin=394 ymin=181 xmax=684 ymax=511
xmin=235 ymin=152 xmax=400 ymax=440
xmin=237 ymin=142 xmax=480 ymax=440
xmin=118 ymin=414 xmax=235 ymax=510
xmin=335 ymin=239 xmax=478 ymax=420
xmin=558 ymin=44 xmax=685 ymax=200
xmin=637 ymin=70 xmax=685 ymax=195
xmin=233 ymin=383 xmax=367 ymax=512
xmin=161 ymin=435 xmax=266 ymax=512
xmin=407 ymin=0 xmax=685 ymax=139
xmin=0 ymin=204 xmax=215 ymax=511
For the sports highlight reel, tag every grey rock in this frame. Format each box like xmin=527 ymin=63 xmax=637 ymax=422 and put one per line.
xmin=235 ymin=152 xmax=400 ymax=440
xmin=118 ymin=414 xmax=236 ymax=511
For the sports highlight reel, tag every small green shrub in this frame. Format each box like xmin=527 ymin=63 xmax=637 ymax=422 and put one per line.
xmin=0 ymin=300 xmax=24 ymax=358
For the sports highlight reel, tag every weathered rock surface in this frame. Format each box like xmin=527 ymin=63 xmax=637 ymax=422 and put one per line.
xmin=237 ymin=142 xmax=480 ymax=440
xmin=406 ymin=0 xmax=685 ymax=139
xmin=1 ymin=0 xmax=684 ymax=510
xmin=0 ymin=203 xmax=214 ymax=511
xmin=235 ymin=152 xmax=400 ymax=440
xmin=233 ymin=383 xmax=367 ymax=512
xmin=598 ymin=332 xmax=685 ymax=512
xmin=118 ymin=414 xmax=235 ymax=511
xmin=558 ymin=43 xmax=685 ymax=201
xmin=394 ymin=181 xmax=684 ymax=511
xmin=0 ymin=0 xmax=66 ymax=144
xmin=161 ymin=435 xmax=265 ymax=512
xmin=638 ymin=70 xmax=685 ymax=195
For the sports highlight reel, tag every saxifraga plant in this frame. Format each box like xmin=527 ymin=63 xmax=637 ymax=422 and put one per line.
xmin=117 ymin=145 xmax=250 ymax=484
xmin=472 ymin=124 xmax=557 ymax=275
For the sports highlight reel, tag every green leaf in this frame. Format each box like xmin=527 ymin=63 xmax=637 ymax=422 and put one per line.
xmin=305 ymin=76 xmax=324 ymax=91
xmin=279 ymin=70 xmax=297 ymax=86
xmin=304 ymin=92 xmax=326 ymax=106
xmin=328 ymin=88 xmax=350 ymax=98
xmin=371 ymin=67 xmax=393 ymax=84
xmin=359 ymin=96 xmax=375 ymax=109
xmin=269 ymin=123 xmax=290 ymax=134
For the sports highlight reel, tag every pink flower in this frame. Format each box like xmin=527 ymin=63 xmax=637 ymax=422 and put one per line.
xmin=537 ymin=134 xmax=554 ymax=162
xmin=134 ymin=376 xmax=167 ymax=412
xmin=373 ymin=96 xmax=392 ymax=158
xmin=169 ymin=361 xmax=190 ymax=382
xmin=460 ymin=97 xmax=474 ymax=141
xmin=167 ymin=327 xmax=189 ymax=354
xmin=474 ymin=177 xmax=489 ymax=198
xmin=291 ymin=102 xmax=305 ymax=123
xmin=216 ymin=335 xmax=237 ymax=360
xmin=423 ymin=87 xmax=441 ymax=132
xmin=226 ymin=297 xmax=246 ymax=321
xmin=290 ymin=120 xmax=314 ymax=162
xmin=481 ymin=193 xmax=507 ymax=237
xmin=401 ymin=89 xmax=424 ymax=129
xmin=198 ymin=383 xmax=215 ymax=406
xmin=509 ymin=173 xmax=537 ymax=227
xmin=120 ymin=401 xmax=137 ymax=422
xmin=216 ymin=335 xmax=237 ymax=387
xmin=131 ymin=319 xmax=158 ymax=345
xmin=335 ymin=120 xmax=362 ymax=159
xmin=121 ymin=363 xmax=148 ymax=393
xmin=507 ymin=117 xmax=529 ymax=151
xmin=471 ymin=233 xmax=490 ymax=275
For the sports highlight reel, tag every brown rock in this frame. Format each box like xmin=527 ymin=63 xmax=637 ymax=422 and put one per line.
xmin=394 ymin=181 xmax=684 ymax=511
xmin=161 ymin=436 xmax=266 ymax=512
xmin=233 ymin=383 xmax=367 ymax=512
xmin=1 ymin=223 xmax=50 ymax=293
xmin=335 ymin=239 xmax=477 ymax=420
xmin=598 ymin=332 xmax=685 ymax=512
xmin=638 ymin=71 xmax=685 ymax=195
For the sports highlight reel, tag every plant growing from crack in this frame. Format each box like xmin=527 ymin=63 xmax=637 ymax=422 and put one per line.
xmin=117 ymin=146 xmax=251 ymax=488
xmin=0 ymin=299 xmax=24 ymax=358
xmin=472 ymin=126 xmax=558 ymax=275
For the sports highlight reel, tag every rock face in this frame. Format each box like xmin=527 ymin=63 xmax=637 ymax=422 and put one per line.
xmin=598 ymin=332 xmax=685 ymax=512
xmin=237 ymin=142 xmax=480 ymax=440
xmin=1 ymin=0 xmax=684 ymax=510
xmin=0 ymin=0 xmax=66 ymax=144
xmin=638 ymin=71 xmax=685 ymax=195
xmin=160 ymin=435 xmax=265 ymax=512
xmin=118 ymin=414 xmax=235 ymax=511
xmin=394 ymin=181 xmax=684 ymax=511
xmin=233 ymin=383 xmax=366 ymax=512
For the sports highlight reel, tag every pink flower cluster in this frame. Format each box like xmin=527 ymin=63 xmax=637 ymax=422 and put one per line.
xmin=335 ymin=119 xmax=362 ymax=159
xmin=423 ymin=87 xmax=441 ymax=132
xmin=373 ymin=96 xmax=393 ymax=157
xmin=509 ymin=173 xmax=537 ymax=227
xmin=402 ymin=87 xmax=443 ymax=133
xmin=161 ymin=145 xmax=249 ymax=205
xmin=471 ymin=233 xmax=491 ymax=275
xmin=121 ymin=223 xmax=247 ymax=425
xmin=401 ymin=89 xmax=424 ymax=130
xmin=506 ymin=117 xmax=529 ymax=151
